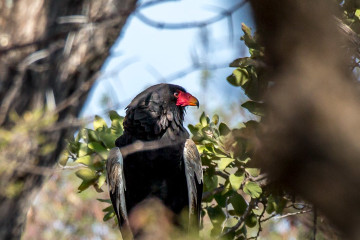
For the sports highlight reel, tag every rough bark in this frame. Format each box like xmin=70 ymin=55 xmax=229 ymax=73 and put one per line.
xmin=250 ymin=0 xmax=360 ymax=238
xmin=0 ymin=0 xmax=137 ymax=239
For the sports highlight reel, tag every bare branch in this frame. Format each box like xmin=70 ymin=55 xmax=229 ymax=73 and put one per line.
xmin=58 ymin=163 xmax=88 ymax=170
xmin=275 ymin=210 xmax=312 ymax=220
xmin=215 ymin=170 xmax=229 ymax=179
xmin=260 ymin=213 xmax=277 ymax=223
xmin=0 ymin=8 xmax=134 ymax=55
xmin=135 ymin=1 xmax=248 ymax=30
xmin=54 ymin=72 xmax=99 ymax=113
xmin=202 ymin=186 xmax=225 ymax=200
xmin=137 ymin=0 xmax=180 ymax=9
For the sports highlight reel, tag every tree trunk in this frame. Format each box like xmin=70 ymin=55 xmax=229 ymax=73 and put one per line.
xmin=0 ymin=0 xmax=137 ymax=238
xmin=251 ymin=0 xmax=360 ymax=238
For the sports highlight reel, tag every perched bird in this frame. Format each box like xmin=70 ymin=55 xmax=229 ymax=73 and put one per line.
xmin=106 ymin=84 xmax=203 ymax=237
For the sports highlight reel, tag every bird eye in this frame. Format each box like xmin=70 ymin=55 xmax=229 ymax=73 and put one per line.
xmin=174 ymin=92 xmax=179 ymax=98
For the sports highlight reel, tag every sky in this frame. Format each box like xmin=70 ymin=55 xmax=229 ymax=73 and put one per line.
xmin=81 ymin=0 xmax=255 ymax=126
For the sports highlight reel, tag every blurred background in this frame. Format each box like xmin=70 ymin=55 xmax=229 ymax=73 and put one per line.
xmin=2 ymin=0 xmax=359 ymax=239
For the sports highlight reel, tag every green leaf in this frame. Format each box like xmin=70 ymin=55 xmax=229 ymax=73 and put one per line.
xmin=88 ymin=141 xmax=106 ymax=151
xmin=68 ymin=141 xmax=80 ymax=155
xmin=78 ymin=143 xmax=91 ymax=157
xmin=227 ymin=68 xmax=249 ymax=87
xmin=229 ymin=172 xmax=245 ymax=190
xmin=76 ymin=155 xmax=92 ymax=165
xmin=75 ymin=168 xmax=97 ymax=182
xmin=94 ymin=115 xmax=107 ymax=130
xmin=229 ymin=192 xmax=247 ymax=215
xmin=204 ymin=174 xmax=218 ymax=191
xmin=245 ymin=213 xmax=258 ymax=228
xmin=200 ymin=112 xmax=207 ymax=127
xmin=205 ymin=143 xmax=215 ymax=153
xmin=75 ymin=129 xmax=87 ymax=142
xmin=241 ymin=101 xmax=264 ymax=116
xmin=76 ymin=168 xmax=99 ymax=192
xmin=246 ymin=168 xmax=260 ymax=177
xmin=87 ymin=129 xmax=99 ymax=142
xmin=78 ymin=180 xmax=93 ymax=192
xmin=103 ymin=211 xmax=115 ymax=221
xmin=224 ymin=217 xmax=238 ymax=228
xmin=207 ymin=205 xmax=225 ymax=228
xmin=243 ymin=181 xmax=262 ymax=198
xmin=109 ymin=110 xmax=121 ymax=121
xmin=98 ymin=131 xmax=117 ymax=149
xmin=214 ymin=184 xmax=234 ymax=207
xmin=212 ymin=114 xmax=219 ymax=125
xmin=219 ymin=122 xmax=231 ymax=136
xmin=266 ymin=196 xmax=276 ymax=214
xmin=88 ymin=142 xmax=108 ymax=159
xmin=102 ymin=205 xmax=114 ymax=212
xmin=97 ymin=198 xmax=112 ymax=204
xmin=97 ymin=174 xmax=106 ymax=188
xmin=217 ymin=157 xmax=234 ymax=171
xmin=111 ymin=119 xmax=123 ymax=136
xmin=356 ymin=9 xmax=360 ymax=19
xmin=92 ymin=160 xmax=106 ymax=171
xmin=109 ymin=111 xmax=124 ymax=136
xmin=188 ymin=124 xmax=198 ymax=135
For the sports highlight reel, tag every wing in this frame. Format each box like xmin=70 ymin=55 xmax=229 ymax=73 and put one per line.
xmin=106 ymin=148 xmax=129 ymax=229
xmin=183 ymin=139 xmax=203 ymax=227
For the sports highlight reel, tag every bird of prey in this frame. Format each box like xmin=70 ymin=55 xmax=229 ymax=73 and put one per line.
xmin=106 ymin=84 xmax=203 ymax=237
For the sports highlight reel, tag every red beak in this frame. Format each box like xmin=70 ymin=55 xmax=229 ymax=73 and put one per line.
xmin=176 ymin=91 xmax=199 ymax=108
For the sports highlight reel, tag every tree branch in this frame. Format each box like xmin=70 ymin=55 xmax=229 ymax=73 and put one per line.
xmin=135 ymin=1 xmax=248 ymax=30
xmin=218 ymin=198 xmax=258 ymax=238
xmin=202 ymin=186 xmax=225 ymax=200
xmin=247 ymin=202 xmax=266 ymax=240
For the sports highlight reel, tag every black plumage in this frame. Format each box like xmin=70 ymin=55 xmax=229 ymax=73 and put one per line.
xmin=106 ymin=84 xmax=203 ymax=237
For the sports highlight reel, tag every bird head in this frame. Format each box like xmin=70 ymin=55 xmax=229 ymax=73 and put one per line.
xmin=123 ymin=84 xmax=199 ymax=139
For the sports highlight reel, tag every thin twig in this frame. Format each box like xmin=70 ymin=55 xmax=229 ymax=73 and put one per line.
xmin=59 ymin=163 xmax=88 ymax=170
xmin=218 ymin=198 xmax=258 ymax=238
xmin=215 ymin=171 xmax=229 ymax=179
xmin=275 ymin=210 xmax=312 ymax=220
xmin=135 ymin=1 xmax=248 ymax=30
xmin=137 ymin=0 xmax=179 ymax=9
xmin=260 ymin=213 xmax=277 ymax=223
xmin=247 ymin=202 xmax=267 ymax=240
xmin=202 ymin=186 xmax=224 ymax=200
xmin=54 ymin=72 xmax=99 ymax=114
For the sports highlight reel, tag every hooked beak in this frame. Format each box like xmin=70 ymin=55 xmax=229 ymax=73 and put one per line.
xmin=187 ymin=94 xmax=199 ymax=108
xmin=176 ymin=91 xmax=200 ymax=108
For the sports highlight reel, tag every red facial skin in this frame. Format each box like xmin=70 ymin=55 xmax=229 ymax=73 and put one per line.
xmin=175 ymin=90 xmax=199 ymax=107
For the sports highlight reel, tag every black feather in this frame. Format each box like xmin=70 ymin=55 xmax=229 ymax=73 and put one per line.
xmin=111 ymin=83 xmax=202 ymax=233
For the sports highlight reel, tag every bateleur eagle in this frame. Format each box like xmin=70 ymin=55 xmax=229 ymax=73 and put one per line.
xmin=106 ymin=84 xmax=203 ymax=237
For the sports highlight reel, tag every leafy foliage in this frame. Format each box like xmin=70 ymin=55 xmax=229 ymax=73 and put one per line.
xmin=189 ymin=112 xmax=265 ymax=237
xmin=64 ymin=23 xmax=315 ymax=239
xmin=0 ymin=109 xmax=58 ymax=198
xmin=65 ymin=111 xmax=124 ymax=223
